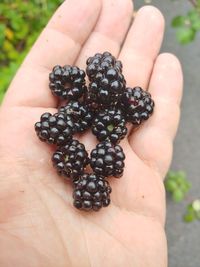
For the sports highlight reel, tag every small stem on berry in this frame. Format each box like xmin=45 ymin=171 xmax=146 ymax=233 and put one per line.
xmin=107 ymin=124 xmax=114 ymax=132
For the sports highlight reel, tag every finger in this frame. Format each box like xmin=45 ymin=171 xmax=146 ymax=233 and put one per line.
xmin=119 ymin=6 xmax=165 ymax=88
xmin=2 ymin=0 xmax=101 ymax=108
xmin=129 ymin=53 xmax=183 ymax=177
xmin=76 ymin=0 xmax=133 ymax=69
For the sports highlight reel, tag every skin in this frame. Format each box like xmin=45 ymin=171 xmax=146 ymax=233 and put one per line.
xmin=0 ymin=0 xmax=183 ymax=266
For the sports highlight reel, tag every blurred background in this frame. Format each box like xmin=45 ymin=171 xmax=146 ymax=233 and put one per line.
xmin=0 ymin=0 xmax=199 ymax=266
xmin=134 ymin=1 xmax=200 ymax=267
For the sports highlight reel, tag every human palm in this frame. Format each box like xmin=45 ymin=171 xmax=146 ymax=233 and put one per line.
xmin=0 ymin=1 xmax=183 ymax=266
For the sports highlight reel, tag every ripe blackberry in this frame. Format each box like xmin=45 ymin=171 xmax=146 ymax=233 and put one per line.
xmin=49 ymin=65 xmax=87 ymax=100
xmin=59 ymin=101 xmax=93 ymax=133
xmin=92 ymin=108 xmax=127 ymax=144
xmin=87 ymin=67 xmax=126 ymax=107
xmin=35 ymin=112 xmax=74 ymax=145
xmin=121 ymin=87 xmax=154 ymax=125
xmin=86 ymin=51 xmax=122 ymax=81
xmin=73 ymin=173 xmax=111 ymax=211
xmin=90 ymin=141 xmax=125 ymax=178
xmin=52 ymin=139 xmax=89 ymax=180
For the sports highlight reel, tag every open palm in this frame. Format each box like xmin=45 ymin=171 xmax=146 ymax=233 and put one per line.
xmin=0 ymin=1 xmax=183 ymax=266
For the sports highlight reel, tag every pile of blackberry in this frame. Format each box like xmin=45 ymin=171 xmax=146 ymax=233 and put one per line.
xmin=35 ymin=51 xmax=154 ymax=212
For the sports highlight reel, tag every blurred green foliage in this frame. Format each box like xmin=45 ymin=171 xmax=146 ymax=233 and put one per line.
xmin=184 ymin=199 xmax=200 ymax=222
xmin=172 ymin=0 xmax=200 ymax=44
xmin=165 ymin=171 xmax=191 ymax=202
xmin=165 ymin=171 xmax=200 ymax=223
xmin=0 ymin=0 xmax=63 ymax=102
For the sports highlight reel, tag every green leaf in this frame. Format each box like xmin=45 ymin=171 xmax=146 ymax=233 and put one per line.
xmin=7 ymin=50 xmax=19 ymax=60
xmin=15 ymin=23 xmax=29 ymax=40
xmin=183 ymin=204 xmax=195 ymax=222
xmin=172 ymin=16 xmax=186 ymax=27
xmin=188 ymin=10 xmax=200 ymax=31
xmin=165 ymin=170 xmax=191 ymax=202
xmin=26 ymin=31 xmax=40 ymax=47
xmin=0 ymin=24 xmax=6 ymax=46
xmin=176 ymin=172 xmax=186 ymax=184
xmin=172 ymin=190 xmax=184 ymax=202
xmin=184 ymin=210 xmax=195 ymax=223
xmin=165 ymin=180 xmax=177 ymax=192
xmin=188 ymin=10 xmax=199 ymax=22
xmin=176 ymin=27 xmax=196 ymax=44
xmin=183 ymin=201 xmax=200 ymax=223
xmin=192 ymin=20 xmax=200 ymax=31
xmin=181 ymin=183 xmax=191 ymax=194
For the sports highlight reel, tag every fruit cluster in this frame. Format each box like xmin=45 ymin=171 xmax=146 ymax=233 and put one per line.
xmin=35 ymin=52 xmax=154 ymax=212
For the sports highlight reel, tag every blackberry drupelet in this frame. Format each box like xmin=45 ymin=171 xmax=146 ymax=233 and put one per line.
xmin=90 ymin=141 xmax=125 ymax=178
xmin=92 ymin=108 xmax=127 ymax=144
xmin=52 ymin=139 xmax=89 ymax=180
xmin=73 ymin=173 xmax=111 ymax=211
xmin=121 ymin=87 xmax=155 ymax=125
xmin=86 ymin=51 xmax=122 ymax=81
xmin=49 ymin=65 xmax=87 ymax=100
xmin=59 ymin=101 xmax=93 ymax=133
xmin=87 ymin=67 xmax=126 ymax=107
xmin=35 ymin=112 xmax=74 ymax=145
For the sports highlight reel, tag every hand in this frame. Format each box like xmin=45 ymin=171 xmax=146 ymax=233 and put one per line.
xmin=0 ymin=1 xmax=183 ymax=266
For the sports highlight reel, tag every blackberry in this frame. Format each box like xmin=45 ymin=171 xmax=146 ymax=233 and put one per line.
xmin=35 ymin=112 xmax=74 ymax=145
xmin=121 ymin=87 xmax=154 ymax=125
xmin=52 ymin=139 xmax=89 ymax=180
xmin=90 ymin=141 xmax=125 ymax=178
xmin=86 ymin=51 xmax=122 ymax=81
xmin=92 ymin=108 xmax=127 ymax=144
xmin=59 ymin=101 xmax=93 ymax=133
xmin=49 ymin=65 xmax=87 ymax=100
xmin=73 ymin=173 xmax=111 ymax=211
xmin=87 ymin=67 xmax=126 ymax=107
